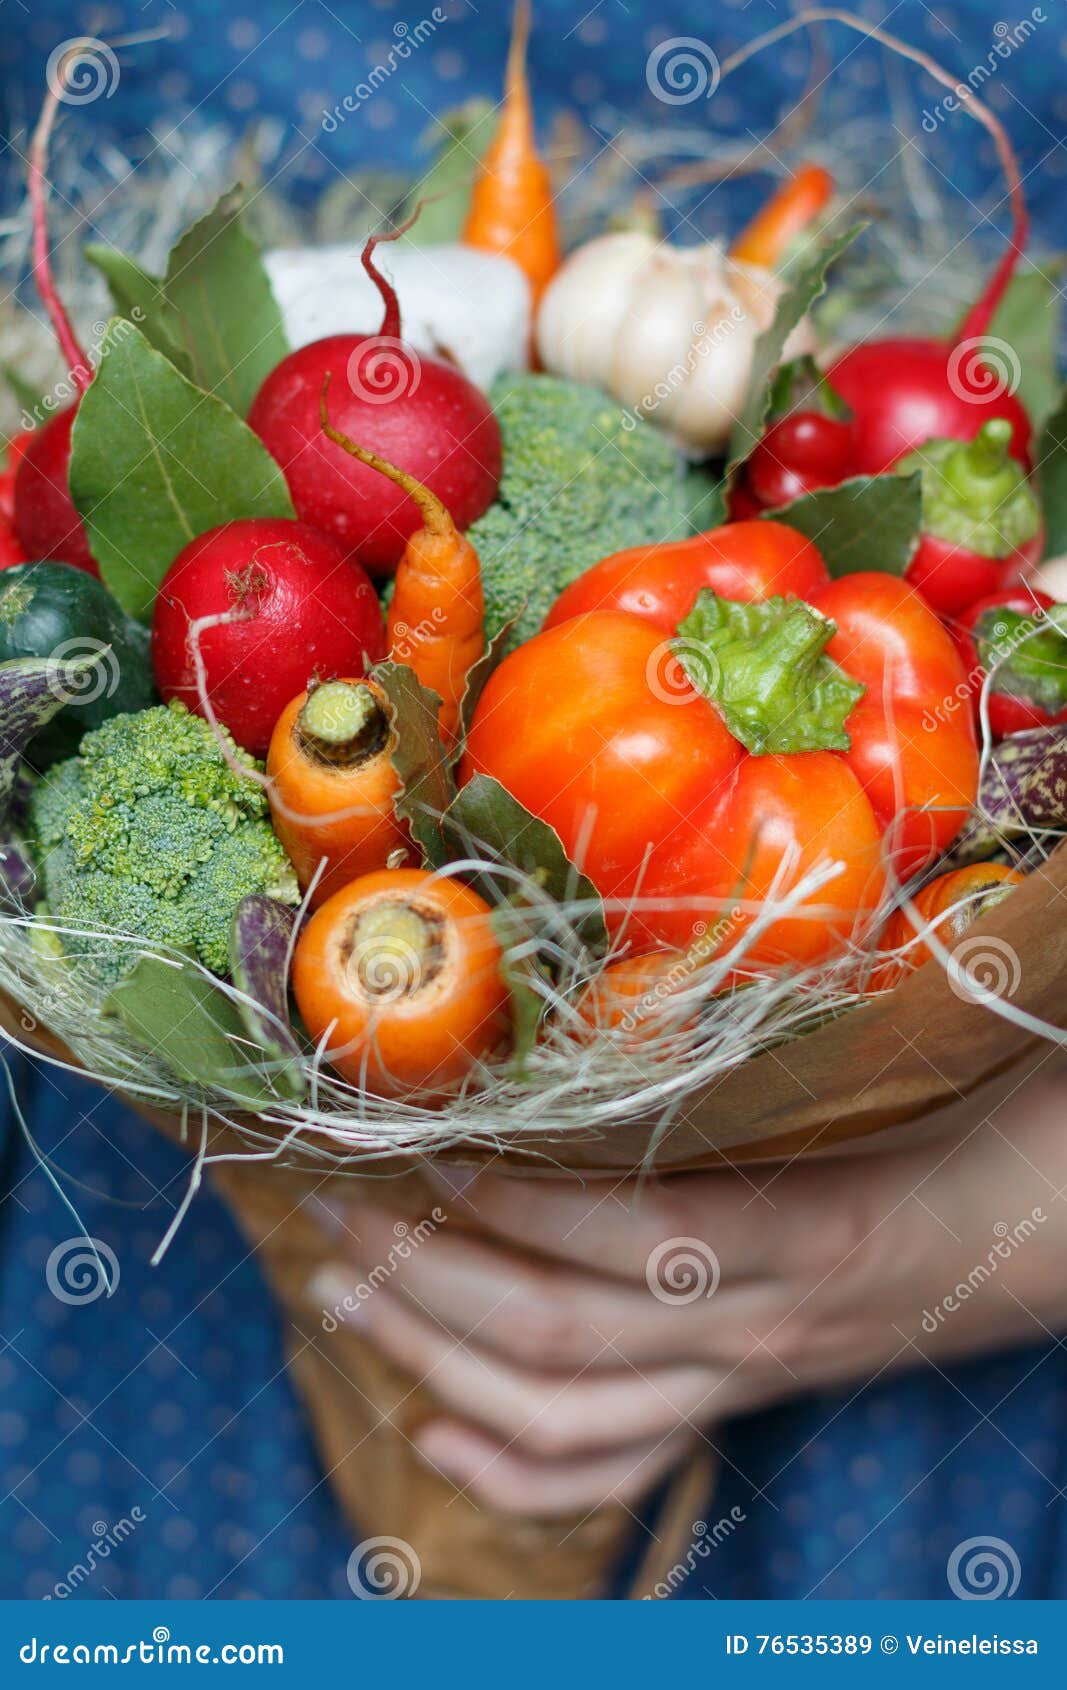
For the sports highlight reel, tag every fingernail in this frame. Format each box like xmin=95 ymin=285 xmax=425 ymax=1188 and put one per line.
xmin=307 ymin=1266 xmax=371 ymax=1334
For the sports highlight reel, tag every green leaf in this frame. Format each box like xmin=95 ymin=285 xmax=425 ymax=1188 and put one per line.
xmin=84 ymin=245 xmax=192 ymax=375
xmin=68 ymin=321 xmax=295 ymax=621
xmin=373 ymin=659 xmax=455 ymax=865
xmin=727 ymin=223 xmax=865 ymax=478
xmin=489 ymin=905 xmax=547 ymax=1079
xmin=0 ymin=654 xmax=101 ymax=821
xmin=978 ymin=263 xmax=1064 ymax=432
xmin=160 ymin=187 xmax=290 ymax=416
xmin=407 ymin=101 xmax=496 ymax=244
xmin=1037 ymin=387 xmax=1067 ymax=560
xmin=766 ymin=473 xmax=922 ymax=578
xmin=106 ymin=950 xmax=280 ymax=1108
xmin=441 ymin=773 xmax=608 ymax=952
xmin=454 ymin=615 xmax=519 ymax=757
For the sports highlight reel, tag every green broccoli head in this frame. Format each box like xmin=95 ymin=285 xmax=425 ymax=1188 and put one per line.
xmin=468 ymin=374 xmax=723 ymax=650
xmin=29 ymin=701 xmax=298 ymax=985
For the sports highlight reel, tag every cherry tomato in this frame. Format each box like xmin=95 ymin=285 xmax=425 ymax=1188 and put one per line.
xmin=747 ymin=411 xmax=854 ymax=509
xmin=951 ymin=587 xmax=1067 ymax=739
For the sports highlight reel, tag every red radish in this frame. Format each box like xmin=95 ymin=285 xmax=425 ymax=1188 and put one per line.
xmin=247 ymin=221 xmax=502 ymax=577
xmin=151 ymin=518 xmax=386 ymax=756
xmin=14 ymin=408 xmax=97 ymax=573
xmin=0 ymin=516 xmax=26 ymax=572
xmin=0 ymin=429 xmax=33 ymax=526
xmin=12 ymin=55 xmax=96 ymax=575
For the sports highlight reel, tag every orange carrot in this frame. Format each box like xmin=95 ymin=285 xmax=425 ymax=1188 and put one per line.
xmin=730 ymin=164 xmax=833 ymax=270
xmin=320 ymin=392 xmax=485 ymax=745
xmin=266 ymin=677 xmax=409 ymax=908
xmin=461 ymin=0 xmax=561 ymax=305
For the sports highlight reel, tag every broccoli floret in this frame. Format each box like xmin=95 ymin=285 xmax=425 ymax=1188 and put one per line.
xmin=29 ymin=701 xmax=299 ymax=985
xmin=468 ymin=374 xmax=723 ymax=649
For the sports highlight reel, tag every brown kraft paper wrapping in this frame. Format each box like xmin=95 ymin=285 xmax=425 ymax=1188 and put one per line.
xmin=2 ymin=839 xmax=1064 ymax=1595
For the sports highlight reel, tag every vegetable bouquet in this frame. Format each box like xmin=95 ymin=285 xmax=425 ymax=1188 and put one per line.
xmin=1 ymin=9 xmax=1065 ymax=1205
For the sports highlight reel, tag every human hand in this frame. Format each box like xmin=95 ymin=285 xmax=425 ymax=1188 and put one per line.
xmin=308 ymin=1073 xmax=1067 ymax=1516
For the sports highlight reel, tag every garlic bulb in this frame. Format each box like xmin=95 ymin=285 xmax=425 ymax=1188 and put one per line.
xmin=535 ymin=231 xmax=815 ymax=455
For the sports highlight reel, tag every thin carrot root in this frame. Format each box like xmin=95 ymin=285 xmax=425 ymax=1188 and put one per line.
xmin=461 ymin=0 xmax=562 ymax=307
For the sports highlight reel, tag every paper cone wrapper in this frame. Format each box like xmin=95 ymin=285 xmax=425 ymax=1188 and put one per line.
xmin=2 ymin=840 xmax=1064 ymax=1595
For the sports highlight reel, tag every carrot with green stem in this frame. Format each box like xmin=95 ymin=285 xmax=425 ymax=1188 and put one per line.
xmin=730 ymin=163 xmax=834 ymax=269
xmin=462 ymin=0 xmax=561 ymax=306
xmin=320 ymin=382 xmax=485 ymax=745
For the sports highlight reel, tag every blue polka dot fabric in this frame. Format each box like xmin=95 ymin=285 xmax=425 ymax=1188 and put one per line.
xmin=2 ymin=0 xmax=1066 ymax=1601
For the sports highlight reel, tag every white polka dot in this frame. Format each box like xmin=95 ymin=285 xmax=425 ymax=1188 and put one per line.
xmin=228 ymin=19 xmax=259 ymax=50
xmin=298 ymin=28 xmax=330 ymax=61
xmin=366 ymin=100 xmax=397 ymax=131
xmin=226 ymin=81 xmax=259 ymax=113
xmin=159 ymin=72 xmax=191 ymax=103
xmin=0 ymin=1412 xmax=26 ymax=1446
xmin=167 ymin=1574 xmax=203 ymax=1598
xmin=162 ymin=1516 xmax=197 ymax=1551
xmin=433 ymin=50 xmax=466 ymax=81
xmin=66 ymin=1450 xmax=101 ymax=1486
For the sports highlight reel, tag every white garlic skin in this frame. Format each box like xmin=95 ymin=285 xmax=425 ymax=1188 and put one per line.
xmin=536 ymin=232 xmax=815 ymax=455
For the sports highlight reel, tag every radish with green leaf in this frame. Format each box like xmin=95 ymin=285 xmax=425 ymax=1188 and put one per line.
xmin=248 ymin=221 xmax=502 ymax=577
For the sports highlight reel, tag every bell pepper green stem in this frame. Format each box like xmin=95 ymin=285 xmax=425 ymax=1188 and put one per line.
xmin=896 ymin=419 xmax=1040 ymax=558
xmin=976 ymin=605 xmax=1067 ymax=714
xmin=674 ymin=591 xmax=865 ymax=755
